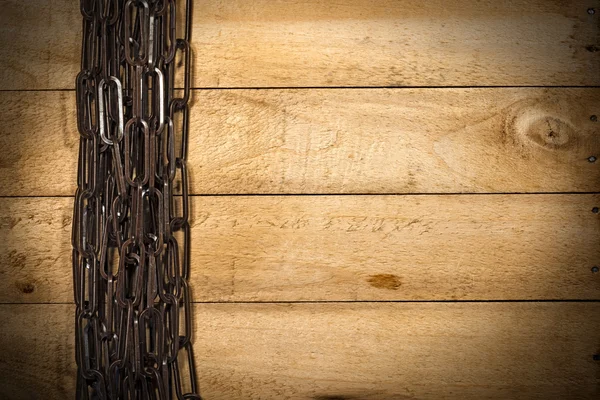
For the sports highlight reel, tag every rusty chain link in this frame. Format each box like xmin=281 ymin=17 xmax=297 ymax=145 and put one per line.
xmin=73 ymin=1 xmax=199 ymax=398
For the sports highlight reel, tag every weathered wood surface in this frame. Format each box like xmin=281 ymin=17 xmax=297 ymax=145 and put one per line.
xmin=1 ymin=195 xmax=598 ymax=303
xmin=1 ymin=303 xmax=599 ymax=399
xmin=189 ymin=88 xmax=600 ymax=194
xmin=1 ymin=1 xmax=598 ymax=397
xmin=0 ymin=305 xmax=76 ymax=400
xmin=0 ymin=91 xmax=77 ymax=196
xmin=193 ymin=0 xmax=600 ymax=87
xmin=2 ymin=88 xmax=600 ymax=196
xmin=0 ymin=0 xmax=81 ymax=91
xmin=1 ymin=0 xmax=599 ymax=90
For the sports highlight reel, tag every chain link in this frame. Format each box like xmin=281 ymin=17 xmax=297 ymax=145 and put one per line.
xmin=73 ymin=1 xmax=199 ymax=398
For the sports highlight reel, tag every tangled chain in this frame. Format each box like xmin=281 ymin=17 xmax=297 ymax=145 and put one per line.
xmin=73 ymin=0 xmax=199 ymax=398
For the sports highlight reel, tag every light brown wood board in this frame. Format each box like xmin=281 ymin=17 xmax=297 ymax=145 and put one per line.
xmin=1 ymin=0 xmax=600 ymax=90
xmin=1 ymin=88 xmax=600 ymax=196
xmin=1 ymin=195 xmax=598 ymax=304
xmin=0 ymin=303 xmax=598 ymax=399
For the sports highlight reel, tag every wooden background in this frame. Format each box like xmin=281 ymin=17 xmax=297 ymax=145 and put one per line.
xmin=0 ymin=0 xmax=599 ymax=398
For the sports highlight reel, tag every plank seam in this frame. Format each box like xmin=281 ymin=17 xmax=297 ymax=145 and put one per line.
xmin=3 ymin=85 xmax=600 ymax=92
xmin=2 ymin=300 xmax=599 ymax=306
xmin=2 ymin=192 xmax=600 ymax=199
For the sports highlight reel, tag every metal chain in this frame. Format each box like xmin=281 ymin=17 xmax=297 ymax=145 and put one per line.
xmin=73 ymin=1 xmax=198 ymax=398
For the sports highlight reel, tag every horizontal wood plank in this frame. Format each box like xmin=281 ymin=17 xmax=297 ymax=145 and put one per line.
xmin=0 ymin=305 xmax=76 ymax=400
xmin=2 ymin=88 xmax=600 ymax=196
xmin=0 ymin=0 xmax=81 ymax=91
xmin=190 ymin=88 xmax=600 ymax=194
xmin=0 ymin=91 xmax=77 ymax=196
xmin=1 ymin=0 xmax=599 ymax=90
xmin=1 ymin=195 xmax=598 ymax=303
xmin=1 ymin=303 xmax=598 ymax=399
xmin=193 ymin=0 xmax=600 ymax=87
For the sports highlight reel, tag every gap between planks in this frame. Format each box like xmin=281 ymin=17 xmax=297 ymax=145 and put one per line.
xmin=2 ymin=192 xmax=600 ymax=199
xmin=1 ymin=300 xmax=600 ymax=306
xmin=3 ymin=85 xmax=600 ymax=93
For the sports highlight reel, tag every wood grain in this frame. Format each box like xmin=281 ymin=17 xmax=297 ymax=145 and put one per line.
xmin=193 ymin=0 xmax=600 ymax=87
xmin=0 ymin=0 xmax=81 ymax=91
xmin=2 ymin=0 xmax=599 ymax=90
xmin=1 ymin=195 xmax=598 ymax=303
xmin=0 ymin=91 xmax=77 ymax=196
xmin=1 ymin=303 xmax=599 ymax=399
xmin=0 ymin=198 xmax=74 ymax=304
xmin=190 ymin=88 xmax=600 ymax=194
xmin=2 ymin=88 xmax=600 ymax=196
xmin=0 ymin=305 xmax=75 ymax=400
xmin=2 ymin=3 xmax=598 ymax=398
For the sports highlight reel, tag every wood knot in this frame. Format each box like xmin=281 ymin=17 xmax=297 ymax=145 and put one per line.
xmin=505 ymin=106 xmax=579 ymax=152
xmin=530 ymin=117 xmax=576 ymax=149
xmin=367 ymin=274 xmax=402 ymax=290
xmin=586 ymin=44 xmax=600 ymax=52
xmin=62 ymin=216 xmax=72 ymax=229
xmin=16 ymin=281 xmax=35 ymax=294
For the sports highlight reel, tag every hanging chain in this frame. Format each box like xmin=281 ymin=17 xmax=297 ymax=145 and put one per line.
xmin=73 ymin=0 xmax=198 ymax=398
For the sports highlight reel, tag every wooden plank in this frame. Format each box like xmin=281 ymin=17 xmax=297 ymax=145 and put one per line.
xmin=0 ymin=305 xmax=76 ymax=400
xmin=0 ymin=198 xmax=74 ymax=304
xmin=193 ymin=0 xmax=600 ymax=87
xmin=1 ymin=303 xmax=599 ymax=399
xmin=2 ymin=88 xmax=600 ymax=196
xmin=1 ymin=195 xmax=598 ymax=303
xmin=1 ymin=1 xmax=599 ymax=90
xmin=190 ymin=88 xmax=600 ymax=194
xmin=0 ymin=0 xmax=81 ymax=90
xmin=0 ymin=91 xmax=78 ymax=196
xmin=194 ymin=302 xmax=600 ymax=399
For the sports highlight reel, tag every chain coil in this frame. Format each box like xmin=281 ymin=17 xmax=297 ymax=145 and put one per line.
xmin=73 ymin=0 xmax=198 ymax=398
